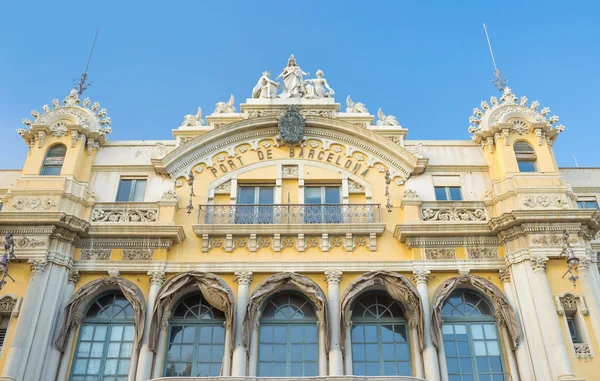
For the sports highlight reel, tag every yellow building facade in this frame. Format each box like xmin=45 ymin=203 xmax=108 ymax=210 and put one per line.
xmin=0 ymin=59 xmax=599 ymax=381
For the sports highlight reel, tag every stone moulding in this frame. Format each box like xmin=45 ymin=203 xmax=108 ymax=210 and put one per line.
xmin=91 ymin=205 xmax=158 ymax=223
xmin=421 ymin=204 xmax=486 ymax=222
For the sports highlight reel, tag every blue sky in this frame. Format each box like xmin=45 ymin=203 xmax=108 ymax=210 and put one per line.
xmin=1 ymin=1 xmax=599 ymax=169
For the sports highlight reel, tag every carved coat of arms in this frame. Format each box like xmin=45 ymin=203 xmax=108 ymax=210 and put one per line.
xmin=277 ymin=105 xmax=305 ymax=146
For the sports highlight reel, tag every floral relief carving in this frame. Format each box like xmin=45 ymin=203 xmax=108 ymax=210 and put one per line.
xmin=354 ymin=236 xmax=368 ymax=247
xmin=0 ymin=236 xmax=46 ymax=249
xmin=533 ymin=234 xmax=577 ymax=246
xmin=234 ymin=238 xmax=248 ymax=248
xmin=214 ymin=180 xmax=231 ymax=194
xmin=425 ymin=248 xmax=456 ymax=260
xmin=258 ymin=237 xmax=271 ymax=248
xmin=306 ymin=237 xmax=320 ymax=248
xmin=179 ymin=137 xmax=192 ymax=146
xmin=403 ymin=189 xmax=419 ymax=200
xmin=282 ymin=165 xmax=299 ymax=178
xmin=80 ymin=249 xmax=111 ymax=261
xmin=560 ymin=295 xmax=578 ymax=312
xmin=91 ymin=208 xmax=158 ymax=223
xmin=0 ymin=296 xmax=16 ymax=314
xmin=282 ymin=237 xmax=296 ymax=248
xmin=468 ymin=248 xmax=498 ymax=259
xmin=574 ymin=343 xmax=592 ymax=360
xmin=161 ymin=190 xmax=178 ymax=201
xmin=12 ymin=197 xmax=56 ymax=211
xmin=523 ymin=195 xmax=567 ymax=208
xmin=50 ymin=121 xmax=69 ymax=137
xmin=422 ymin=207 xmax=486 ymax=222
xmin=330 ymin=236 xmax=344 ymax=247
xmin=210 ymin=238 xmax=224 ymax=249
xmin=348 ymin=179 xmax=364 ymax=193
xmin=122 ymin=249 xmax=153 ymax=261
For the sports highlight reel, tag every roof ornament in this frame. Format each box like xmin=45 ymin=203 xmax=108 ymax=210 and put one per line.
xmin=277 ymin=54 xmax=309 ymax=99
xmin=345 ymin=95 xmax=369 ymax=114
xmin=182 ymin=107 xmax=204 ymax=127
xmin=251 ymin=71 xmax=280 ymax=99
xmin=214 ymin=94 xmax=236 ymax=113
xmin=73 ymin=29 xmax=100 ymax=96
xmin=483 ymin=24 xmax=508 ymax=92
xmin=376 ymin=108 xmax=401 ymax=127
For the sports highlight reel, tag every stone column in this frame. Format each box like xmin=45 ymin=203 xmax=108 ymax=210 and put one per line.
xmin=136 ymin=271 xmax=166 ymax=381
xmin=48 ymin=270 xmax=80 ymax=381
xmin=318 ymin=321 xmax=327 ymax=376
xmin=248 ymin=323 xmax=259 ymax=377
xmin=412 ymin=269 xmax=440 ymax=381
xmin=1 ymin=259 xmax=53 ymax=381
xmin=232 ymin=270 xmax=252 ymax=376
xmin=325 ymin=270 xmax=343 ymax=375
xmin=151 ymin=316 xmax=170 ymax=378
xmin=409 ymin=321 xmax=424 ymax=379
xmin=577 ymin=259 xmax=600 ymax=350
xmin=498 ymin=268 xmax=533 ymax=381
xmin=498 ymin=319 xmax=520 ymax=381
xmin=344 ymin=320 xmax=353 ymax=375
xmin=531 ymin=256 xmax=575 ymax=379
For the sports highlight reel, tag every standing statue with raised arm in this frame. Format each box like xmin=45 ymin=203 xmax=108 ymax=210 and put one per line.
xmin=277 ymin=54 xmax=309 ymax=99
xmin=252 ymin=71 xmax=281 ymax=99
xmin=303 ymin=70 xmax=335 ymax=99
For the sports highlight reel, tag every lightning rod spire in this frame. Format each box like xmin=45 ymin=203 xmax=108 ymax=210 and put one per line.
xmin=74 ymin=29 xmax=99 ymax=96
xmin=483 ymin=23 xmax=508 ymax=92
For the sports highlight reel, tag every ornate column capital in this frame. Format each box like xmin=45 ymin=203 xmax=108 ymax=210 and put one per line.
xmin=234 ymin=270 xmax=253 ymax=285
xmin=531 ymin=256 xmax=549 ymax=273
xmin=498 ymin=268 xmax=511 ymax=283
xmin=148 ymin=271 xmax=166 ymax=286
xmin=408 ymin=319 xmax=419 ymax=330
xmin=68 ymin=270 xmax=80 ymax=285
xmin=28 ymin=259 xmax=47 ymax=276
xmin=577 ymin=258 xmax=591 ymax=273
xmin=412 ymin=269 xmax=430 ymax=284
xmin=324 ymin=270 xmax=343 ymax=285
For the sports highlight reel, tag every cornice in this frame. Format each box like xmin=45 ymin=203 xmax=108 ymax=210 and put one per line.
xmin=425 ymin=165 xmax=489 ymax=173
xmin=91 ymin=165 xmax=156 ymax=173
xmin=404 ymin=236 xmax=500 ymax=249
xmin=78 ymin=237 xmax=174 ymax=249
xmin=0 ymin=212 xmax=89 ymax=234
xmin=84 ymin=224 xmax=186 ymax=244
xmin=489 ymin=210 xmax=600 ymax=234
xmin=394 ymin=222 xmax=493 ymax=243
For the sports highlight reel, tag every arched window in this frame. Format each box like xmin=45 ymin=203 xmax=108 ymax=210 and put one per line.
xmin=164 ymin=293 xmax=226 ymax=377
xmin=514 ymin=142 xmax=537 ymax=172
xmin=70 ymin=293 xmax=135 ymax=381
xmin=442 ymin=290 xmax=507 ymax=381
xmin=41 ymin=144 xmax=66 ymax=175
xmin=350 ymin=292 xmax=411 ymax=376
xmin=258 ymin=292 xmax=318 ymax=377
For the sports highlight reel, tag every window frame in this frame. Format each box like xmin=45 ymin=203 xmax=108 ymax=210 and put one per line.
xmin=40 ymin=144 xmax=67 ymax=176
xmin=304 ymin=185 xmax=341 ymax=205
xmin=350 ymin=292 xmax=412 ymax=377
xmin=434 ymin=186 xmax=463 ymax=201
xmin=576 ymin=198 xmax=599 ymax=210
xmin=441 ymin=290 xmax=508 ymax=381
xmin=163 ymin=292 xmax=226 ymax=377
xmin=115 ymin=177 xmax=147 ymax=202
xmin=236 ymin=185 xmax=275 ymax=224
xmin=514 ymin=142 xmax=537 ymax=173
xmin=257 ymin=292 xmax=319 ymax=377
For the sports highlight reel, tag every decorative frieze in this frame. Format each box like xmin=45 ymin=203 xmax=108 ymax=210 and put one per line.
xmin=354 ymin=236 xmax=368 ymax=247
xmin=11 ymin=196 xmax=56 ymax=211
xmin=330 ymin=236 xmax=344 ymax=248
xmin=498 ymin=268 xmax=511 ymax=283
xmin=282 ymin=165 xmax=299 ymax=178
xmin=0 ymin=296 xmax=17 ymax=315
xmin=258 ymin=237 xmax=271 ymax=248
xmin=91 ymin=208 xmax=158 ymax=223
xmin=348 ymin=179 xmax=364 ymax=193
xmin=421 ymin=207 xmax=486 ymax=222
xmin=306 ymin=237 xmax=320 ymax=248
xmin=424 ymin=248 xmax=456 ymax=260
xmin=0 ymin=236 xmax=46 ymax=249
xmin=533 ymin=234 xmax=577 ymax=246
xmin=468 ymin=248 xmax=498 ymax=259
xmin=403 ymin=189 xmax=419 ymax=200
xmin=214 ymin=180 xmax=232 ymax=194
xmin=523 ymin=195 xmax=567 ymax=209
xmin=80 ymin=249 xmax=111 ymax=261
xmin=282 ymin=237 xmax=296 ymax=248
xmin=122 ymin=249 xmax=154 ymax=261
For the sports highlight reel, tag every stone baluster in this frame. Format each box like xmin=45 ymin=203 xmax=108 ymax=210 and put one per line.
xmin=498 ymin=268 xmax=533 ymax=380
xmin=325 ymin=270 xmax=343 ymax=375
xmin=412 ymin=269 xmax=440 ymax=381
xmin=530 ymin=256 xmax=575 ymax=379
xmin=232 ymin=270 xmax=252 ymax=376
xmin=136 ymin=271 xmax=166 ymax=381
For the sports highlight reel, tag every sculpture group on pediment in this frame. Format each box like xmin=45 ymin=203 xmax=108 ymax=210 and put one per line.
xmin=251 ymin=55 xmax=335 ymax=100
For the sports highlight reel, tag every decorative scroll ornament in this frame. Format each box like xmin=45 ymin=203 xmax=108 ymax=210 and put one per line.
xmin=160 ymin=190 xmax=178 ymax=201
xmin=91 ymin=208 xmax=158 ymax=223
xmin=122 ymin=249 xmax=154 ymax=261
xmin=422 ymin=207 xmax=486 ymax=221
xmin=523 ymin=195 xmax=567 ymax=208
xmin=80 ymin=249 xmax=111 ymax=261
xmin=425 ymin=248 xmax=456 ymax=260
xmin=468 ymin=248 xmax=499 ymax=259
xmin=468 ymin=87 xmax=564 ymax=146
xmin=277 ymin=105 xmax=305 ymax=146
xmin=403 ymin=189 xmax=419 ymax=200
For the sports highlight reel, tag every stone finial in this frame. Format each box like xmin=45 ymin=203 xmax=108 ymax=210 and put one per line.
xmin=148 ymin=271 xmax=166 ymax=286
xmin=412 ymin=269 xmax=430 ymax=284
xmin=234 ymin=270 xmax=253 ymax=285
xmin=324 ymin=270 xmax=343 ymax=285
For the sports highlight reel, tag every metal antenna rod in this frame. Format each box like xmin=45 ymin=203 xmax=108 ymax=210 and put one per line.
xmin=483 ymin=23 xmax=508 ymax=92
xmin=74 ymin=29 xmax=99 ymax=96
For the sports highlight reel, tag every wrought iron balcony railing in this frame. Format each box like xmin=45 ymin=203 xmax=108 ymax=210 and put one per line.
xmin=198 ymin=204 xmax=382 ymax=225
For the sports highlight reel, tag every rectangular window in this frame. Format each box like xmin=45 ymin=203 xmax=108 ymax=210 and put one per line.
xmin=577 ymin=200 xmax=600 ymax=210
xmin=116 ymin=178 xmax=147 ymax=202
xmin=434 ymin=186 xmax=463 ymax=201
xmin=305 ymin=186 xmax=341 ymax=223
xmin=0 ymin=328 xmax=6 ymax=349
xmin=236 ymin=186 xmax=274 ymax=224
xmin=567 ymin=318 xmax=582 ymax=344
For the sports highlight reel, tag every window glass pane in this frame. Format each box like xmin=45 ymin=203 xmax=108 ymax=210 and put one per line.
xmin=435 ymin=186 xmax=448 ymax=200
xmin=116 ymin=180 xmax=133 ymax=202
xmin=132 ymin=180 xmax=147 ymax=201
xmin=578 ymin=200 xmax=599 ymax=210
xmin=324 ymin=187 xmax=340 ymax=204
xmin=449 ymin=187 xmax=463 ymax=201
xmin=305 ymin=187 xmax=322 ymax=203
xmin=258 ymin=187 xmax=274 ymax=204
xmin=517 ymin=160 xmax=536 ymax=172
xmin=238 ymin=187 xmax=255 ymax=204
xmin=41 ymin=165 xmax=62 ymax=175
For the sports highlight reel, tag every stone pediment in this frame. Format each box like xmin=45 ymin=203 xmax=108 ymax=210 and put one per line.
xmin=153 ymin=115 xmax=427 ymax=186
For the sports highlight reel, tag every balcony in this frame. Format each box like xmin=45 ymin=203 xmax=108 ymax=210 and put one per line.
xmin=150 ymin=377 xmax=425 ymax=381
xmin=193 ymin=204 xmax=386 ymax=252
